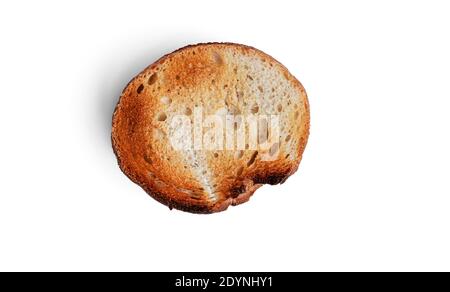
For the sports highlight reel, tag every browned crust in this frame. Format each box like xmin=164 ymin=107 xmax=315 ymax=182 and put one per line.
xmin=111 ymin=42 xmax=310 ymax=214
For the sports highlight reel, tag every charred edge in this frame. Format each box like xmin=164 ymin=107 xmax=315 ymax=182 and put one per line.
xmin=143 ymin=188 xmax=216 ymax=214
xmin=229 ymin=184 xmax=247 ymax=198
xmin=252 ymin=172 xmax=290 ymax=185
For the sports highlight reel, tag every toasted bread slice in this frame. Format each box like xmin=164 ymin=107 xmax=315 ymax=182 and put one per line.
xmin=112 ymin=43 xmax=309 ymax=213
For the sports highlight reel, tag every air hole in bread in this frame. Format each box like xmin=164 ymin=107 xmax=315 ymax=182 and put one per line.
xmin=236 ymin=166 xmax=244 ymax=176
xmin=277 ymin=104 xmax=283 ymax=112
xmin=213 ymin=152 xmax=219 ymax=158
xmin=247 ymin=151 xmax=258 ymax=167
xmin=213 ymin=52 xmax=222 ymax=65
xmin=175 ymin=75 xmax=180 ymax=80
xmin=137 ymin=84 xmax=144 ymax=94
xmin=269 ymin=143 xmax=280 ymax=157
xmin=294 ymin=111 xmax=299 ymax=119
xmin=160 ymin=96 xmax=172 ymax=105
xmin=285 ymin=154 xmax=290 ymax=159
xmin=258 ymin=118 xmax=268 ymax=144
xmin=148 ymin=73 xmax=158 ymax=85
xmin=247 ymin=75 xmax=254 ymax=81
xmin=258 ymin=86 xmax=264 ymax=93
xmin=285 ymin=134 xmax=292 ymax=142
xmin=143 ymin=154 xmax=152 ymax=164
xmin=237 ymin=91 xmax=244 ymax=100
xmin=157 ymin=112 xmax=167 ymax=121
xmin=251 ymin=104 xmax=259 ymax=114
xmin=235 ymin=150 xmax=244 ymax=159
xmin=234 ymin=121 xmax=240 ymax=131
xmin=184 ymin=107 xmax=192 ymax=116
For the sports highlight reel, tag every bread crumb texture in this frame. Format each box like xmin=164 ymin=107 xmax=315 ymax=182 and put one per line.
xmin=112 ymin=43 xmax=310 ymax=213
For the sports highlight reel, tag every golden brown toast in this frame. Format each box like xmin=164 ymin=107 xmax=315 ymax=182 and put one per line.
xmin=112 ymin=43 xmax=310 ymax=213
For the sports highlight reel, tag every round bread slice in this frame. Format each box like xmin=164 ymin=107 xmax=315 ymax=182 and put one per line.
xmin=112 ymin=43 xmax=310 ymax=213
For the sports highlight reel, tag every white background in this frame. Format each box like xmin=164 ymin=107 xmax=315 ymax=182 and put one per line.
xmin=0 ymin=0 xmax=449 ymax=272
